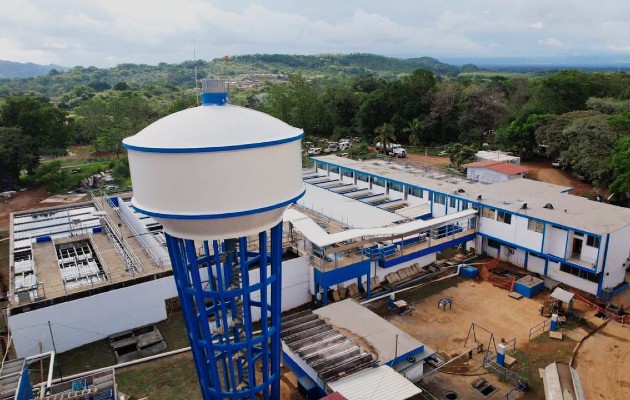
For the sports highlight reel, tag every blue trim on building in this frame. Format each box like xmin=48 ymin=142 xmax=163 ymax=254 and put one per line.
xmin=124 ymin=131 xmax=304 ymax=153
xmin=132 ymin=189 xmax=305 ymax=220
xmin=597 ymin=233 xmax=611 ymax=297
xmin=381 ymin=233 xmax=476 ymax=268
xmin=311 ymin=158 xmax=605 ymax=238
xmin=540 ymin=223 xmax=547 ymax=253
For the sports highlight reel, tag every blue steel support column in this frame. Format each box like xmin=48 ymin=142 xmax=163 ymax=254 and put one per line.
xmin=165 ymin=226 xmax=282 ymax=400
xmin=270 ymin=222 xmax=283 ymax=399
xmin=165 ymin=234 xmax=213 ymax=400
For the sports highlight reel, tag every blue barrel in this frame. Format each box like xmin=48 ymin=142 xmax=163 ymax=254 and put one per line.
xmin=460 ymin=265 xmax=478 ymax=279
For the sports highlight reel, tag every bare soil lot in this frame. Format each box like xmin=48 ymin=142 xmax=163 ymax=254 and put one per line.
xmin=574 ymin=321 xmax=630 ymax=400
xmin=377 ymin=280 xmax=546 ymax=357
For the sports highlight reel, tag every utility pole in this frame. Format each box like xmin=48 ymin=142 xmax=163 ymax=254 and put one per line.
xmin=47 ymin=321 xmax=63 ymax=379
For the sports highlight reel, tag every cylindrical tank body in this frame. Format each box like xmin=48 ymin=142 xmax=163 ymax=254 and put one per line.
xmin=123 ymin=79 xmax=304 ymax=400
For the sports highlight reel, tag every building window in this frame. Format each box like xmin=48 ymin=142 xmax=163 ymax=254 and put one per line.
xmin=372 ymin=176 xmax=384 ymax=187
xmin=356 ymin=173 xmax=369 ymax=182
xmin=406 ymin=187 xmax=423 ymax=198
xmin=527 ymin=220 xmax=544 ymax=233
xmin=449 ymin=197 xmax=457 ymax=208
xmin=482 ymin=207 xmax=496 ymax=220
xmin=461 ymin=201 xmax=469 ymax=210
xmin=390 ymin=181 xmax=403 ymax=192
xmin=434 ymin=193 xmax=446 ymax=205
xmin=560 ymin=263 xmax=599 ymax=283
xmin=342 ymin=169 xmax=353 ymax=178
xmin=497 ymin=211 xmax=512 ymax=224
xmin=586 ymin=235 xmax=600 ymax=247
xmin=330 ymin=166 xmax=339 ymax=174
xmin=487 ymin=238 xmax=500 ymax=249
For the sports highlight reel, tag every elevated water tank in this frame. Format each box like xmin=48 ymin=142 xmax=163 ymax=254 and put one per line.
xmin=122 ymin=79 xmax=304 ymax=239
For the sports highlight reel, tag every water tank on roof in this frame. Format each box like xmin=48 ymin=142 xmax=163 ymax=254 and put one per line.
xmin=122 ymin=78 xmax=305 ymax=239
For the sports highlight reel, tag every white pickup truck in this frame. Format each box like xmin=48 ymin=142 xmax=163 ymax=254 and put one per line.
xmin=389 ymin=147 xmax=407 ymax=158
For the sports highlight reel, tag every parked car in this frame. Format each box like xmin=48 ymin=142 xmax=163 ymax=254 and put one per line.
xmin=324 ymin=142 xmax=339 ymax=153
xmin=307 ymin=147 xmax=322 ymax=155
xmin=552 ymin=159 xmax=562 ymax=168
xmin=389 ymin=147 xmax=407 ymax=158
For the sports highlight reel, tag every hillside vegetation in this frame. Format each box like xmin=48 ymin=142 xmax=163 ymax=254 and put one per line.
xmin=0 ymin=54 xmax=629 ymax=205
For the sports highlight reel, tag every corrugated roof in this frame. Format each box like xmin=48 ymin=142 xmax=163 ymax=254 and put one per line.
xmin=321 ymin=392 xmax=348 ymax=400
xmin=328 ymin=365 xmax=421 ymax=400
xmin=463 ymin=161 xmax=529 ymax=175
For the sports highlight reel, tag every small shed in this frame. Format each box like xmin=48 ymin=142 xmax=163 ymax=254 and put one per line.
xmin=550 ymin=287 xmax=575 ymax=313
xmin=514 ymin=275 xmax=544 ymax=298
xmin=327 ymin=365 xmax=421 ymax=400
xmin=475 ymin=150 xmax=521 ymax=165
xmin=462 ymin=161 xmax=529 ymax=184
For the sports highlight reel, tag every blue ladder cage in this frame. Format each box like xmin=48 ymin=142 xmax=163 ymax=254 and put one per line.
xmin=165 ymin=222 xmax=283 ymax=400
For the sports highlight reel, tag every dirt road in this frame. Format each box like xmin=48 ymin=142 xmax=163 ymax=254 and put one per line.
xmin=573 ymin=321 xmax=630 ymax=400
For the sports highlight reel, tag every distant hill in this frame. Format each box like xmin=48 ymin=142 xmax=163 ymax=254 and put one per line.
xmin=0 ymin=60 xmax=69 ymax=79
xmin=0 ymin=53 xmax=465 ymax=99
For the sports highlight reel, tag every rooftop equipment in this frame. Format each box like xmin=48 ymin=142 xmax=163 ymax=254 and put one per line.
xmin=123 ymin=78 xmax=304 ymax=400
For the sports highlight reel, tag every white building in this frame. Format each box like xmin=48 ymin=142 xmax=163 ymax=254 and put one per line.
xmin=463 ymin=161 xmax=529 ymax=183
xmin=309 ymin=155 xmax=630 ymax=299
xmin=7 ymin=194 xmax=310 ymax=358
xmin=476 ymin=150 xmax=521 ymax=165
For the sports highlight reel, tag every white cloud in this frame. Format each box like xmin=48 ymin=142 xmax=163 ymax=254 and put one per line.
xmin=538 ymin=38 xmax=566 ymax=48
xmin=2 ymin=0 xmax=630 ymax=67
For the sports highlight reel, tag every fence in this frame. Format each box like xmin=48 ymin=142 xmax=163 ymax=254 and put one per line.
xmin=479 ymin=257 xmax=517 ymax=292
xmin=528 ymin=319 xmax=551 ymax=342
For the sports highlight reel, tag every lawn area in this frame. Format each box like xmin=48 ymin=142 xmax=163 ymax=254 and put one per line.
xmin=55 ymin=311 xmax=189 ymax=377
xmin=116 ymin=353 xmax=201 ymax=400
xmin=507 ymin=335 xmax=577 ymax=399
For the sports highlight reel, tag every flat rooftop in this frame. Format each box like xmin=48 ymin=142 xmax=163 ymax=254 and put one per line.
xmin=313 ymin=155 xmax=630 ymax=235
xmin=9 ymin=196 xmax=172 ymax=311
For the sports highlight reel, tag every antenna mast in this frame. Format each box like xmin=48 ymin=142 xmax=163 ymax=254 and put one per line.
xmin=194 ymin=40 xmax=200 ymax=106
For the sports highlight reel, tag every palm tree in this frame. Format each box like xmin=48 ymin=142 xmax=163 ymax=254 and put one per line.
xmin=374 ymin=123 xmax=396 ymax=154
xmin=403 ymin=118 xmax=424 ymax=147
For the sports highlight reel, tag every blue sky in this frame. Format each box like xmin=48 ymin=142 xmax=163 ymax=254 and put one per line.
xmin=1 ymin=0 xmax=630 ymax=67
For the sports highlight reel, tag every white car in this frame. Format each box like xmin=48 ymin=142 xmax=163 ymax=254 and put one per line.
xmin=307 ymin=147 xmax=322 ymax=155
xmin=552 ymin=159 xmax=561 ymax=168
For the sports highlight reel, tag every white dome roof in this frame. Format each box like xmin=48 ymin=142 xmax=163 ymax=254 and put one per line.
xmin=123 ymin=104 xmax=302 ymax=152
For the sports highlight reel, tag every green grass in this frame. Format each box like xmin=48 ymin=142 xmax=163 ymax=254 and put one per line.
xmin=116 ymin=354 xmax=202 ymax=400
xmin=506 ymin=335 xmax=576 ymax=398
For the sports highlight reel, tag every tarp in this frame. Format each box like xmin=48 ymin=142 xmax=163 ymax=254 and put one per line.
xmin=551 ymin=287 xmax=574 ymax=303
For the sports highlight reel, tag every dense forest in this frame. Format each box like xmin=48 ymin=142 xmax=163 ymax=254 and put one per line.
xmin=0 ymin=54 xmax=629 ymax=206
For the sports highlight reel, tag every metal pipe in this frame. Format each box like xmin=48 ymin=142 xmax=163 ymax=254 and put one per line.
xmin=361 ymin=263 xmax=466 ymax=305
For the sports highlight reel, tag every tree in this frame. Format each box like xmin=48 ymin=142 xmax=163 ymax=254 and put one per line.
xmin=610 ymin=135 xmax=630 ymax=206
xmin=449 ymin=143 xmax=477 ymax=170
xmin=427 ymin=81 xmax=461 ymax=143
xmin=75 ymin=97 xmax=109 ymax=151
xmin=373 ymin=123 xmax=396 ymax=153
xmin=0 ymin=96 xmax=72 ymax=173
xmin=403 ymin=118 xmax=425 ymax=147
xmin=0 ymin=127 xmax=38 ymax=182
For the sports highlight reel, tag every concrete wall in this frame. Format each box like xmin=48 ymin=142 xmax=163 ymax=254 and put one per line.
xmin=544 ymin=225 xmax=568 ymax=259
xmin=602 ymin=226 xmax=630 ymax=291
xmin=10 ymin=256 xmax=311 ymax=358
xmin=526 ymin=253 xmax=546 ymax=275
xmin=10 ymin=276 xmax=179 ymax=358
xmin=466 ymin=167 xmax=507 ymax=184
xmin=547 ymin=263 xmax=598 ymax=294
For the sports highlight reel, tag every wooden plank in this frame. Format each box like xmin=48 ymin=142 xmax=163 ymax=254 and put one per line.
xmin=508 ymin=292 xmax=524 ymax=300
xmin=549 ymin=331 xmax=563 ymax=340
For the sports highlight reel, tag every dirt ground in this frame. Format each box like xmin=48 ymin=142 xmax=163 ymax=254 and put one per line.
xmin=382 ymin=280 xmax=547 ymax=358
xmin=405 ymin=152 xmax=599 ymax=197
xmin=573 ymin=321 xmax=630 ymax=400
xmin=0 ymin=187 xmax=67 ymax=229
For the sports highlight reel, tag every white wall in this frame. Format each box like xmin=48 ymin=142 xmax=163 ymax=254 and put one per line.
xmin=544 ymin=225 xmax=568 ymax=258
xmin=10 ymin=276 xmax=179 ymax=358
xmin=10 ymin=256 xmax=311 ymax=358
xmin=526 ymin=253 xmax=546 ymax=275
xmin=467 ymin=167 xmax=507 ymax=184
xmin=547 ymin=265 xmax=598 ymax=294
xmin=602 ymin=226 xmax=630 ymax=291
xmin=479 ymin=215 xmax=542 ymax=253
